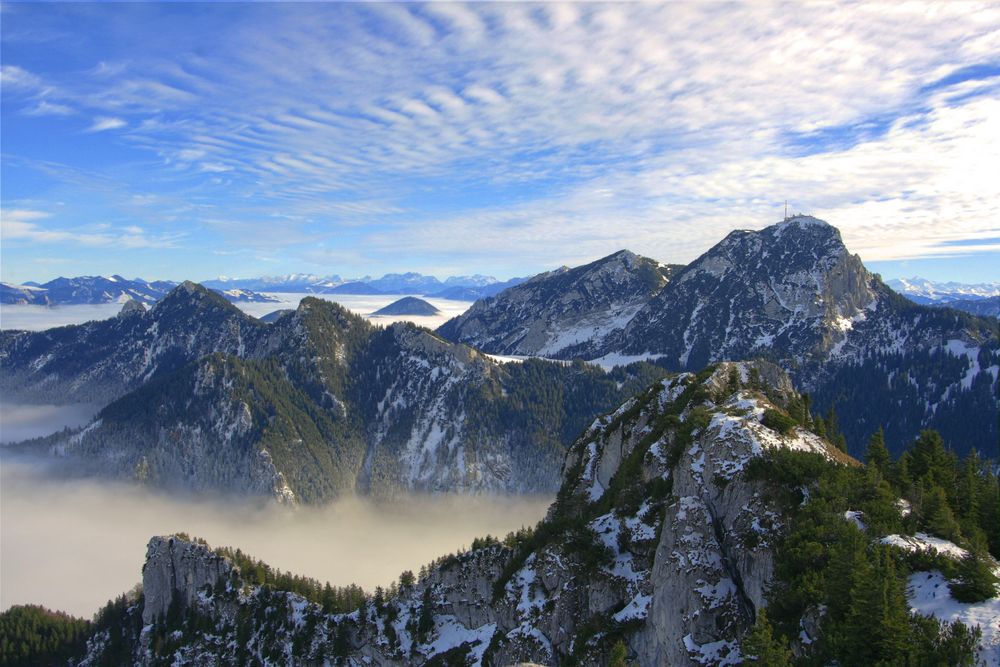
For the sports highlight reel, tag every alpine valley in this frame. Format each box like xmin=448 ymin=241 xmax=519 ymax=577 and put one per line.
xmin=2 ymin=217 xmax=998 ymax=666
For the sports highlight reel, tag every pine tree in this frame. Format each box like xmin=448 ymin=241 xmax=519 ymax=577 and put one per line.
xmin=949 ymin=542 xmax=999 ymax=603
xmin=609 ymin=639 xmax=630 ymax=667
xmin=921 ymin=483 xmax=962 ymax=541
xmin=865 ymin=427 xmax=890 ymax=478
xmin=741 ymin=608 xmax=792 ymax=666
xmin=825 ymin=406 xmax=846 ymax=451
xmin=909 ymin=429 xmax=957 ymax=490
xmin=844 ymin=546 xmax=910 ymax=664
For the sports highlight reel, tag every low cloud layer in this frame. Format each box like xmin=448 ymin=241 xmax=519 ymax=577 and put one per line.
xmin=0 ymin=403 xmax=99 ymax=443
xmin=0 ymin=457 xmax=550 ymax=618
xmin=0 ymin=293 xmax=472 ymax=332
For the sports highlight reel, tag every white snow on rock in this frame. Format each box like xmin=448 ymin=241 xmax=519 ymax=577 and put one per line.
xmin=843 ymin=510 xmax=866 ymax=530
xmin=423 ymin=616 xmax=496 ymax=664
xmin=683 ymin=633 xmax=743 ymax=666
xmin=881 ymin=533 xmax=969 ymax=560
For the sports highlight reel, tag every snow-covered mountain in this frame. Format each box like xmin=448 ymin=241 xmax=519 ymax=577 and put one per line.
xmin=0 ymin=275 xmax=177 ymax=305
xmin=70 ymin=361 xmax=996 ymax=666
xmin=0 ymin=282 xmax=52 ymax=305
xmin=438 ymin=250 xmax=681 ymax=358
xmin=203 ymin=274 xmax=340 ymax=293
xmin=208 ymin=288 xmax=280 ymax=303
xmin=201 ymin=272 xmax=526 ymax=298
xmin=0 ymin=275 xmax=278 ymax=306
xmin=435 ymin=217 xmax=998 ymax=458
xmin=596 ymin=217 xmax=999 ymax=457
xmin=886 ymin=277 xmax=1000 ymax=304
xmin=3 ymin=283 xmax=666 ymax=501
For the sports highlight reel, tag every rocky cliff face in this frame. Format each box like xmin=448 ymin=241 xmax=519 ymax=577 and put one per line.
xmin=438 ymin=250 xmax=680 ymax=359
xmin=77 ymin=361 xmax=854 ymax=666
xmin=611 ymin=217 xmax=877 ymax=368
xmin=141 ymin=536 xmax=235 ymax=626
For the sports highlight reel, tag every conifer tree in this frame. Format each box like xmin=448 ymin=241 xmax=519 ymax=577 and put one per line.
xmin=609 ymin=639 xmax=630 ymax=667
xmin=950 ymin=541 xmax=999 ymax=603
xmin=845 ymin=546 xmax=909 ymax=664
xmin=920 ymin=483 xmax=962 ymax=541
xmin=865 ymin=427 xmax=890 ymax=478
xmin=741 ymin=608 xmax=791 ymax=666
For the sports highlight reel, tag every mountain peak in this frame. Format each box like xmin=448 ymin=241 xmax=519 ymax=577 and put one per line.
xmin=775 ymin=214 xmax=833 ymax=229
xmin=151 ymin=280 xmax=243 ymax=316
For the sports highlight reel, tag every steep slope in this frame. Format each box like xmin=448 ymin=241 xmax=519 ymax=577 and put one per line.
xmin=438 ymin=250 xmax=681 ymax=358
xmin=0 ymin=282 xmax=267 ymax=404
xmin=350 ymin=325 xmax=662 ymax=496
xmin=73 ymin=361 xmax=997 ymax=666
xmin=608 ymin=217 xmax=877 ymax=367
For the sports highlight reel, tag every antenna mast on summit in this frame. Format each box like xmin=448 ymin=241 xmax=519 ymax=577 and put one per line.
xmin=784 ymin=200 xmax=788 ymax=220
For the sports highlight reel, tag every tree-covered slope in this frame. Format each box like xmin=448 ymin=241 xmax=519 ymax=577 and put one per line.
xmin=11 ymin=295 xmax=669 ymax=501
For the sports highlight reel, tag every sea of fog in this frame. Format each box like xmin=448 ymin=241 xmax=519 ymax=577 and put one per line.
xmin=0 ymin=293 xmax=474 ymax=332
xmin=1 ymin=456 xmax=551 ymax=618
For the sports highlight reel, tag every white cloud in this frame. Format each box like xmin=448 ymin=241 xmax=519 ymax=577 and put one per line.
xmin=86 ymin=116 xmax=126 ymax=132
xmin=0 ymin=64 xmax=42 ymax=89
xmin=23 ymin=100 xmax=75 ymax=116
xmin=3 ymin=2 xmax=999 ymax=274
xmin=1 ymin=208 xmax=179 ymax=249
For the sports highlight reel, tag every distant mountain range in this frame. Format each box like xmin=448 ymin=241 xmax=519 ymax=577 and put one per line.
xmin=0 ymin=276 xmax=278 ymax=306
xmin=203 ymin=272 xmax=527 ymax=299
xmin=2 ymin=272 xmax=527 ymax=307
xmin=886 ymin=277 xmax=1000 ymax=303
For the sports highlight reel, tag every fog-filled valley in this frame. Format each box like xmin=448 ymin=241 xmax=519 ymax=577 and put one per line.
xmin=0 ymin=293 xmax=472 ymax=331
xmin=1 ymin=455 xmax=550 ymax=618
xmin=0 ymin=403 xmax=99 ymax=443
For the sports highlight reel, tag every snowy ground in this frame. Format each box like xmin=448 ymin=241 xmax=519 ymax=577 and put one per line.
xmin=0 ymin=293 xmax=474 ymax=332
xmin=907 ymin=571 xmax=1000 ymax=667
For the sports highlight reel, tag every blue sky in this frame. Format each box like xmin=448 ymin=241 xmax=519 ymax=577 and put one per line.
xmin=2 ymin=2 xmax=999 ymax=284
